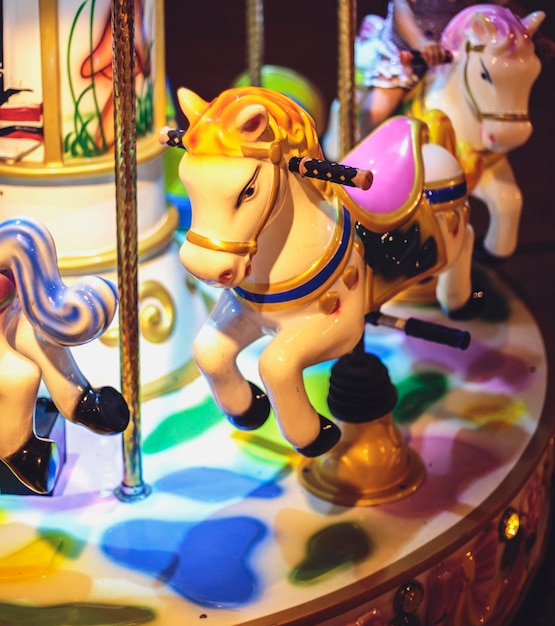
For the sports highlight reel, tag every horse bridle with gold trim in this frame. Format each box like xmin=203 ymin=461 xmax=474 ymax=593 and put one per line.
xmin=463 ymin=41 xmax=530 ymax=125
xmin=184 ymin=141 xmax=283 ymax=258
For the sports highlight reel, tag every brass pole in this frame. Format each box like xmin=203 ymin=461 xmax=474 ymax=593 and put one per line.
xmin=246 ymin=0 xmax=264 ymax=86
xmin=112 ymin=0 xmax=150 ymax=501
xmin=337 ymin=0 xmax=357 ymax=158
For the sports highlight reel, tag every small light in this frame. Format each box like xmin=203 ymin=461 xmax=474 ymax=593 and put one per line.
xmin=393 ymin=580 xmax=424 ymax=615
xmin=499 ymin=507 xmax=521 ymax=541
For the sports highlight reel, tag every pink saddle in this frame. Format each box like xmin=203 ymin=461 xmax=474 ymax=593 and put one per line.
xmin=342 ymin=116 xmax=426 ymax=231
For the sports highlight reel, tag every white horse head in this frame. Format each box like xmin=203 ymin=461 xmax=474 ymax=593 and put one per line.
xmin=174 ymin=86 xmax=332 ymax=290
xmin=431 ymin=4 xmax=544 ymax=152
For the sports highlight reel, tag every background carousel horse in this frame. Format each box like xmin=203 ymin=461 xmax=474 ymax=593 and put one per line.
xmin=0 ymin=217 xmax=129 ymax=495
xmin=322 ymin=4 xmax=545 ymax=260
xmin=160 ymin=85 xmax=472 ymax=457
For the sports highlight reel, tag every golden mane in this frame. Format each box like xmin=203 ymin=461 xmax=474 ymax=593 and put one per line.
xmin=182 ymin=86 xmax=321 ymax=160
xmin=181 ymin=86 xmax=352 ymax=206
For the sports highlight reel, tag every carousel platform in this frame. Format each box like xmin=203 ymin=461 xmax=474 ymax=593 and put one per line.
xmin=0 ymin=1 xmax=553 ymax=624
xmin=0 ymin=267 xmax=552 ymax=625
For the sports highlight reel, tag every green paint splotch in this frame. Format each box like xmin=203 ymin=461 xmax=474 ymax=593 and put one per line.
xmin=0 ymin=601 xmax=155 ymax=625
xmin=39 ymin=529 xmax=86 ymax=560
xmin=143 ymin=395 xmax=224 ymax=454
xmin=290 ymin=522 xmax=372 ymax=584
xmin=304 ymin=368 xmax=333 ymax=418
xmin=394 ymin=371 xmax=449 ymax=424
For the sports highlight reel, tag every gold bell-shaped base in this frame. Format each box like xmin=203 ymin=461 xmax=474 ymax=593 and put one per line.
xmin=298 ymin=413 xmax=426 ymax=506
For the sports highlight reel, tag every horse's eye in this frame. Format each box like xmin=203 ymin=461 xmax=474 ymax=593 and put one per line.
xmin=480 ymin=60 xmax=492 ymax=84
xmin=236 ymin=167 xmax=260 ymax=208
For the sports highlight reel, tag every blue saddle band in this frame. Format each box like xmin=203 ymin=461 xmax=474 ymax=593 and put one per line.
xmin=234 ymin=206 xmax=352 ymax=306
xmin=424 ymin=180 xmax=467 ymax=205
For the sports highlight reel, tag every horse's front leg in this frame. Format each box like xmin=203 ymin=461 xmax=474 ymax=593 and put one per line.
xmin=193 ymin=291 xmax=267 ymax=428
xmin=472 ymin=157 xmax=522 ymax=259
xmin=259 ymin=301 xmax=365 ymax=455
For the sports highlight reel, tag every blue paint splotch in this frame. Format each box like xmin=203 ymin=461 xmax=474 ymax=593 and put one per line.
xmin=102 ymin=516 xmax=266 ymax=607
xmin=155 ymin=467 xmax=283 ymax=502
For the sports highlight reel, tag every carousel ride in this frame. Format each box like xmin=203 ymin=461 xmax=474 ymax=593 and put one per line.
xmin=0 ymin=1 xmax=553 ymax=625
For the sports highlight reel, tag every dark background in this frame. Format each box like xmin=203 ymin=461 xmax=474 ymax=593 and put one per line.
xmin=163 ymin=2 xmax=555 ymax=623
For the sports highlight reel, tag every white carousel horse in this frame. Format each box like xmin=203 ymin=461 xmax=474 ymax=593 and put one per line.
xmin=0 ymin=217 xmax=129 ymax=494
xmin=160 ymin=86 xmax=472 ymax=457
xmin=323 ymin=4 xmax=545 ymax=259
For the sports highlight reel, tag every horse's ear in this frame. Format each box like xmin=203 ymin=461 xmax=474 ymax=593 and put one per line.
xmin=234 ymin=104 xmax=269 ymax=142
xmin=177 ymin=88 xmax=208 ymax=125
xmin=522 ymin=11 xmax=545 ymax=38
xmin=468 ymin=12 xmax=499 ymax=48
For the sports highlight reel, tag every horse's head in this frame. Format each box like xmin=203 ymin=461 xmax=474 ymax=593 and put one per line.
xmin=441 ymin=4 xmax=544 ymax=152
xmin=173 ymin=86 xmax=324 ymax=288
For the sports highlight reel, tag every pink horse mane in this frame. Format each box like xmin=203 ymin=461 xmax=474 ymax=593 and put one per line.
xmin=441 ymin=4 xmax=532 ymax=53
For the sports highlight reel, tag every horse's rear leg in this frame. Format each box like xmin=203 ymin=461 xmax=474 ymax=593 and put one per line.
xmin=12 ymin=314 xmax=129 ymax=435
xmin=436 ymin=223 xmax=479 ymax=317
xmin=0 ymin=320 xmax=59 ymax=494
xmin=259 ymin=312 xmax=363 ymax=455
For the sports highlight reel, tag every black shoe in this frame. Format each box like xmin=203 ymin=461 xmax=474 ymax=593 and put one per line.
xmin=4 ymin=434 xmax=59 ymax=494
xmin=227 ymin=382 xmax=271 ymax=430
xmin=73 ymin=387 xmax=130 ymax=435
xmin=295 ymin=415 xmax=341 ymax=457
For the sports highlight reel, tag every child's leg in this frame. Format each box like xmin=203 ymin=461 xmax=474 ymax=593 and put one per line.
xmin=359 ymin=86 xmax=406 ymax=137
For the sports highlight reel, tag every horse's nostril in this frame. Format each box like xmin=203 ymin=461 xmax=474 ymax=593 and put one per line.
xmin=219 ymin=270 xmax=234 ymax=283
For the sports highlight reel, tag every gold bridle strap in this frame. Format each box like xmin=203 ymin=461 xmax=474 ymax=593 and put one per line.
xmin=185 ymin=141 xmax=282 ymax=256
xmin=185 ymin=231 xmax=258 ymax=255
xmin=463 ymin=42 xmax=530 ymax=124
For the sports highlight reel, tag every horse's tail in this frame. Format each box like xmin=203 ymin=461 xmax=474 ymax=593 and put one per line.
xmin=0 ymin=216 xmax=118 ymax=346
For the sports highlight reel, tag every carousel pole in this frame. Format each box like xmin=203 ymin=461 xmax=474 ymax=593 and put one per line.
xmin=112 ymin=0 xmax=150 ymax=502
xmin=337 ymin=0 xmax=357 ymax=158
xmin=246 ymin=0 xmax=264 ymax=87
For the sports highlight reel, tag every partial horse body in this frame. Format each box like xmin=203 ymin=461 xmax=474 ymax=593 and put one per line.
xmin=0 ymin=217 xmax=129 ymax=494
xmin=323 ymin=4 xmax=544 ymax=259
xmin=162 ymin=86 xmax=472 ymax=456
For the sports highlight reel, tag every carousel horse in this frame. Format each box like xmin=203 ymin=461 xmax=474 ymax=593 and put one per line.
xmin=0 ymin=217 xmax=129 ymax=494
xmin=160 ymin=85 xmax=473 ymax=457
xmin=323 ymin=4 xmax=545 ymax=259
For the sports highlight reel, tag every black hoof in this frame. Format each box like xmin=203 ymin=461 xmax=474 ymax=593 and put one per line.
xmin=445 ymin=287 xmax=486 ymax=321
xmin=4 ymin=434 xmax=59 ymax=494
xmin=74 ymin=386 xmax=130 ymax=435
xmin=473 ymin=236 xmax=507 ymax=265
xmin=227 ymin=382 xmax=271 ymax=431
xmin=295 ymin=415 xmax=341 ymax=457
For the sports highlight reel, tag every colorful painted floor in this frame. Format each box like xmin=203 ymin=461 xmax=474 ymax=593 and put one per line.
xmin=0 ymin=268 xmax=551 ymax=625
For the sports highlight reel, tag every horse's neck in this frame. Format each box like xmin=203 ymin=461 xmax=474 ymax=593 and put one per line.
xmin=424 ymin=63 xmax=482 ymax=149
xmin=248 ymin=173 xmax=339 ymax=284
